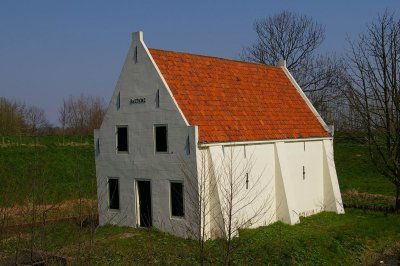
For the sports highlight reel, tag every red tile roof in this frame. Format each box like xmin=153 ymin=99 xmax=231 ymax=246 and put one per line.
xmin=149 ymin=48 xmax=329 ymax=143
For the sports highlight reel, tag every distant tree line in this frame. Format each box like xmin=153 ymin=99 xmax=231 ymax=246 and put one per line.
xmin=0 ymin=94 xmax=106 ymax=136
xmin=0 ymin=97 xmax=50 ymax=135
xmin=58 ymin=94 xmax=105 ymax=135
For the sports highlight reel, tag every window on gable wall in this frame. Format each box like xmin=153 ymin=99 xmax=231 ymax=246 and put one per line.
xmin=155 ymin=125 xmax=168 ymax=152
xmin=96 ymin=138 xmax=100 ymax=156
xmin=116 ymin=92 xmax=120 ymax=110
xmin=186 ymin=135 xmax=190 ymax=155
xmin=117 ymin=126 xmax=128 ymax=152
xmin=156 ymin=89 xmax=160 ymax=108
xmin=170 ymin=182 xmax=184 ymax=217
xmin=134 ymin=46 xmax=138 ymax=63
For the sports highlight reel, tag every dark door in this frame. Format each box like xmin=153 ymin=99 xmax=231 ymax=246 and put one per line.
xmin=137 ymin=181 xmax=152 ymax=227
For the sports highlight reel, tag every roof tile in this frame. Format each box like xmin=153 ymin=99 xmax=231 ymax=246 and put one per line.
xmin=149 ymin=48 xmax=329 ymax=143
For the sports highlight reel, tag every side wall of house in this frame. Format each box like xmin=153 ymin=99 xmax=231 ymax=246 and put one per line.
xmin=203 ymin=139 xmax=343 ymax=239
xmin=94 ymin=33 xmax=198 ymax=238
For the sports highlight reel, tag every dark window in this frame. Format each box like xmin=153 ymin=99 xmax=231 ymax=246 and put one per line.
xmin=109 ymin=178 xmax=119 ymax=210
xmin=170 ymin=182 xmax=184 ymax=217
xmin=155 ymin=125 xmax=168 ymax=152
xmin=117 ymin=126 xmax=128 ymax=152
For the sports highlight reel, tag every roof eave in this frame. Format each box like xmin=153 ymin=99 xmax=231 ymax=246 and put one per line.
xmin=198 ymin=136 xmax=333 ymax=148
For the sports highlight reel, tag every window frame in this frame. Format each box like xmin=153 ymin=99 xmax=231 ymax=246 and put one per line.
xmin=154 ymin=124 xmax=168 ymax=153
xmin=116 ymin=125 xmax=129 ymax=153
xmin=108 ymin=177 xmax=120 ymax=211
xmin=169 ymin=181 xmax=185 ymax=218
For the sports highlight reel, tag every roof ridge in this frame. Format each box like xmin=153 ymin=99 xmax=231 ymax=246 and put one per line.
xmin=148 ymin=47 xmax=279 ymax=69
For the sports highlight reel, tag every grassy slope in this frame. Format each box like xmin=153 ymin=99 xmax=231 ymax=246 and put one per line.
xmin=0 ymin=135 xmax=96 ymax=206
xmin=1 ymin=209 xmax=399 ymax=265
xmin=0 ymin=133 xmax=394 ymax=207
xmin=334 ymin=139 xmax=394 ymax=196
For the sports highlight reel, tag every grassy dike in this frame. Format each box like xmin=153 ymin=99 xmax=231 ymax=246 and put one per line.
xmin=0 ymin=135 xmax=96 ymax=207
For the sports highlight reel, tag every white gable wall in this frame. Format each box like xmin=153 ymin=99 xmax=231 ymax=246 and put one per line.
xmin=95 ymin=33 xmax=198 ymax=237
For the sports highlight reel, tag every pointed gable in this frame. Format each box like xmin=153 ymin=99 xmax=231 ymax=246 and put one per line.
xmin=149 ymin=48 xmax=329 ymax=143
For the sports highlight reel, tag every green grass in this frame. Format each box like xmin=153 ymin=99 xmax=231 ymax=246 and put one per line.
xmin=0 ymin=133 xmax=395 ymax=207
xmin=0 ymin=135 xmax=96 ymax=206
xmin=334 ymin=140 xmax=395 ymax=196
xmin=1 ymin=209 xmax=399 ymax=265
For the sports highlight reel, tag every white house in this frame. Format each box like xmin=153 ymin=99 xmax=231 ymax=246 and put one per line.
xmin=94 ymin=31 xmax=344 ymax=239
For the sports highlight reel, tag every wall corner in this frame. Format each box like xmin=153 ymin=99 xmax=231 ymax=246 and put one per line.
xmin=322 ymin=139 xmax=345 ymax=214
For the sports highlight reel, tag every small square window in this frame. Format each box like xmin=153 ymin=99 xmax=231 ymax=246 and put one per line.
xmin=155 ymin=125 xmax=168 ymax=153
xmin=170 ymin=182 xmax=184 ymax=217
xmin=117 ymin=126 xmax=128 ymax=152
xmin=108 ymin=178 xmax=119 ymax=210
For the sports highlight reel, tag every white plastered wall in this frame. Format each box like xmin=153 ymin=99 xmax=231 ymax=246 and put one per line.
xmin=94 ymin=32 xmax=198 ymax=238
xmin=200 ymin=143 xmax=277 ymax=239
xmin=201 ymin=139 xmax=344 ymax=239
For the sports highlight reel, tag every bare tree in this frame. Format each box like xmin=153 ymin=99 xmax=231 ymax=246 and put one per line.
xmin=242 ymin=11 xmax=324 ymax=74
xmin=181 ymin=151 xmax=213 ymax=265
xmin=215 ymin=147 xmax=272 ymax=265
xmin=0 ymin=97 xmax=26 ymax=135
xmin=344 ymin=11 xmax=400 ymax=210
xmin=241 ymin=11 xmax=345 ymax=124
xmin=59 ymin=94 xmax=106 ymax=135
xmin=24 ymin=106 xmax=49 ymax=135
xmin=182 ymin=146 xmax=273 ymax=265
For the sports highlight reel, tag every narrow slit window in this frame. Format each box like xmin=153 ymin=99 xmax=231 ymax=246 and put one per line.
xmin=245 ymin=173 xmax=249 ymax=189
xmin=155 ymin=125 xmax=168 ymax=152
xmin=186 ymin=135 xmax=190 ymax=155
xmin=96 ymin=138 xmax=100 ymax=156
xmin=117 ymin=126 xmax=128 ymax=152
xmin=108 ymin=178 xmax=119 ymax=210
xmin=134 ymin=46 xmax=138 ymax=63
xmin=170 ymin=182 xmax=184 ymax=217
xmin=303 ymin=166 xmax=306 ymax=180
xmin=116 ymin=92 xmax=120 ymax=110
xmin=156 ymin=89 xmax=160 ymax=108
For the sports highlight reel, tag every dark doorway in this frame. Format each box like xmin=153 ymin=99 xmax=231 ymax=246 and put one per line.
xmin=137 ymin=180 xmax=152 ymax=227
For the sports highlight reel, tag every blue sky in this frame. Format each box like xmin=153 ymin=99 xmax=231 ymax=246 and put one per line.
xmin=1 ymin=1 xmax=398 ymax=125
